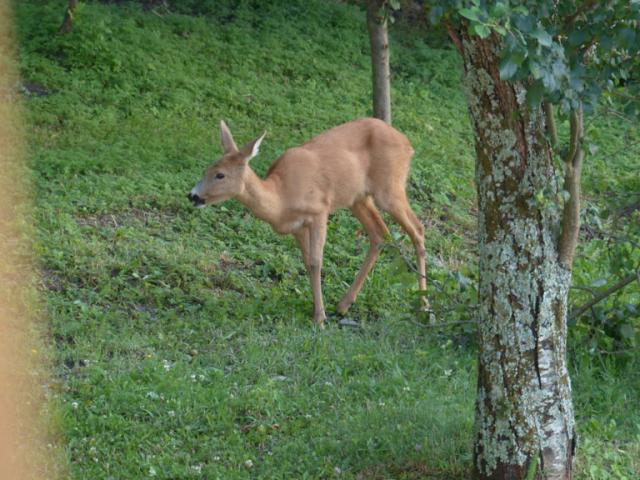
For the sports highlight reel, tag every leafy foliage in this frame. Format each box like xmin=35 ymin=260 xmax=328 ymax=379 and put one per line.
xmin=426 ymin=0 xmax=640 ymax=362
xmin=430 ymin=0 xmax=640 ymax=112
xmin=572 ymin=204 xmax=640 ymax=354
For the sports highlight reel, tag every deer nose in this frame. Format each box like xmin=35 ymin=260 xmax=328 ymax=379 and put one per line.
xmin=187 ymin=192 xmax=205 ymax=207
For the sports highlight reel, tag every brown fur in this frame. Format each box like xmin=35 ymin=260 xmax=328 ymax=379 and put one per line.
xmin=190 ymin=118 xmax=427 ymax=326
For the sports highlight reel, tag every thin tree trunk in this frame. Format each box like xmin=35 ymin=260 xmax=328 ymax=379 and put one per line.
xmin=365 ymin=0 xmax=391 ymax=124
xmin=558 ymin=109 xmax=584 ymax=268
xmin=459 ymin=34 xmax=576 ymax=479
xmin=544 ymin=102 xmax=559 ymax=149
xmin=58 ymin=0 xmax=78 ymax=35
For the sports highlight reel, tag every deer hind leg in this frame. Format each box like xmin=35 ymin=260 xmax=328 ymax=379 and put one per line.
xmin=378 ymin=191 xmax=428 ymax=302
xmin=337 ymin=197 xmax=390 ymax=315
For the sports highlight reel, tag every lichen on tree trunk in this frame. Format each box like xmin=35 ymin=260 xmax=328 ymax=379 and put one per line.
xmin=460 ymin=34 xmax=576 ymax=480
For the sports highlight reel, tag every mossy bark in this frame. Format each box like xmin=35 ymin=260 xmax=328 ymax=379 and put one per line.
xmin=461 ymin=34 xmax=576 ymax=480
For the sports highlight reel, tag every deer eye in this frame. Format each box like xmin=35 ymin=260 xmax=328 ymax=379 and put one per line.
xmin=215 ymin=172 xmax=225 ymax=179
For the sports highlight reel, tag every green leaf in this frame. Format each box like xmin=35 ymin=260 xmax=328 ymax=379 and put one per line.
xmin=471 ymin=23 xmax=491 ymax=39
xmin=499 ymin=58 xmax=518 ymax=80
xmin=493 ymin=25 xmax=507 ymax=36
xmin=428 ymin=6 xmax=444 ymax=25
xmin=529 ymin=61 xmax=543 ymax=79
xmin=526 ymin=455 xmax=539 ymax=480
xmin=459 ymin=8 xmax=480 ymax=22
xmin=620 ymin=323 xmax=635 ymax=339
xmin=568 ymin=29 xmax=589 ymax=46
xmin=509 ymin=49 xmax=527 ymax=66
xmin=490 ymin=2 xmax=508 ymax=18
xmin=532 ymin=28 xmax=553 ymax=47
xmin=514 ymin=14 xmax=533 ymax=33
xmin=541 ymin=68 xmax=559 ymax=92
xmin=599 ymin=34 xmax=614 ymax=50
xmin=526 ymin=80 xmax=544 ymax=107
xmin=616 ymin=28 xmax=636 ymax=49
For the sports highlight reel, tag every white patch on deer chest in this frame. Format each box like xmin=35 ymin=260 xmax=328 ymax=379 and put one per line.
xmin=272 ymin=218 xmax=306 ymax=234
xmin=286 ymin=219 xmax=305 ymax=232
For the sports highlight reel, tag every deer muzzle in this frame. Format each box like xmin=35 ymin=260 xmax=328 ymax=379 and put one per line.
xmin=187 ymin=192 xmax=205 ymax=207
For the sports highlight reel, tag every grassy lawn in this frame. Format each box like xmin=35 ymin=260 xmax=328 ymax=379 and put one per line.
xmin=15 ymin=0 xmax=639 ymax=478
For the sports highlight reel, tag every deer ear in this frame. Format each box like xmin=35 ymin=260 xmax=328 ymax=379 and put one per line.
xmin=240 ymin=131 xmax=266 ymax=162
xmin=220 ymin=120 xmax=238 ymax=153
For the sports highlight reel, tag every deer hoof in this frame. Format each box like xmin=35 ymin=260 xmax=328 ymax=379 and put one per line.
xmin=313 ymin=312 xmax=326 ymax=328
xmin=336 ymin=298 xmax=353 ymax=315
xmin=419 ymin=296 xmax=432 ymax=312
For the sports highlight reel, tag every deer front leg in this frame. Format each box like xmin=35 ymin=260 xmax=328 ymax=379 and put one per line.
xmin=294 ymin=229 xmax=311 ymax=271
xmin=307 ymin=218 xmax=328 ymax=327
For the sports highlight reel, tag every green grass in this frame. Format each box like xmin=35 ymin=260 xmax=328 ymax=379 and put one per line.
xmin=15 ymin=0 xmax=639 ymax=478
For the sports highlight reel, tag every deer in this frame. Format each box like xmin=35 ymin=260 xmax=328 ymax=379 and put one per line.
xmin=187 ymin=118 xmax=427 ymax=327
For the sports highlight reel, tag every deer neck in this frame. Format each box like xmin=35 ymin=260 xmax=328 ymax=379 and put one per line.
xmin=235 ymin=168 xmax=282 ymax=225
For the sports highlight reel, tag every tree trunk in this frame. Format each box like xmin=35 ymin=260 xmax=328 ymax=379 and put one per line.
xmin=365 ymin=0 xmax=391 ymax=124
xmin=460 ymin=34 xmax=576 ymax=479
xmin=58 ymin=0 xmax=78 ymax=35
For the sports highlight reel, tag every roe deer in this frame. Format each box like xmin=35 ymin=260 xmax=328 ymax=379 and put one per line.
xmin=188 ymin=118 xmax=427 ymax=326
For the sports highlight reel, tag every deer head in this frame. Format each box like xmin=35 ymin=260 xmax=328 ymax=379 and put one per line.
xmin=187 ymin=120 xmax=265 ymax=207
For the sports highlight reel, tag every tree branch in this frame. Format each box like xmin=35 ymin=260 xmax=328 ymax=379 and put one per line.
xmin=566 ymin=109 xmax=583 ymax=166
xmin=411 ymin=318 xmax=477 ymax=329
xmin=569 ymin=271 xmax=639 ymax=322
xmin=58 ymin=0 xmax=78 ymax=35
xmin=543 ymin=102 xmax=558 ymax=149
xmin=558 ymin=108 xmax=584 ymax=268
xmin=563 ymin=0 xmax=598 ymax=29
xmin=444 ymin=22 xmax=464 ymax=56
